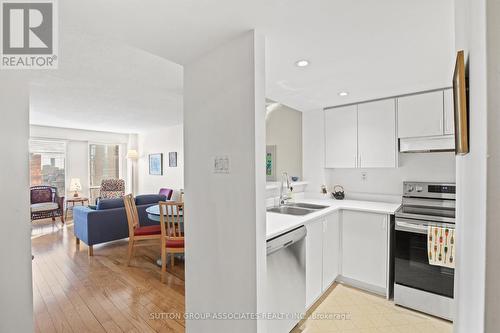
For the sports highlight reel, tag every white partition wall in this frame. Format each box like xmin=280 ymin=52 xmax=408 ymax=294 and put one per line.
xmin=485 ymin=0 xmax=500 ymax=330
xmin=453 ymin=0 xmax=488 ymax=332
xmin=0 ymin=74 xmax=33 ymax=332
xmin=183 ymin=30 xmax=266 ymax=333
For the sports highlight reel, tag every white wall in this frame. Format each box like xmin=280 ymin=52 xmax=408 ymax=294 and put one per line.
xmin=0 ymin=74 xmax=33 ymax=332
xmin=30 ymin=125 xmax=131 ymax=197
xmin=302 ymin=109 xmax=326 ymax=195
xmin=137 ymin=124 xmax=184 ymax=194
xmin=453 ymin=0 xmax=488 ymax=332
xmin=325 ymin=153 xmax=456 ymax=202
xmin=266 ymin=104 xmax=302 ymax=179
xmin=184 ymin=30 xmax=266 ymax=333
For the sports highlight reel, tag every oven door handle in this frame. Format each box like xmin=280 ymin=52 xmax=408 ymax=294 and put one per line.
xmin=395 ymin=220 xmax=429 ymax=234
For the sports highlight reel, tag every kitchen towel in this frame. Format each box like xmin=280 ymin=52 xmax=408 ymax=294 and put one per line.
xmin=427 ymin=226 xmax=455 ymax=269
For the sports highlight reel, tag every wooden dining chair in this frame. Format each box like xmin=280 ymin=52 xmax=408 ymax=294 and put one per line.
xmin=123 ymin=194 xmax=161 ymax=266
xmin=159 ymin=201 xmax=185 ymax=283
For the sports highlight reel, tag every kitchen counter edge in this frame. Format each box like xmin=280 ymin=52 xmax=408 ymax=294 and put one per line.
xmin=266 ymin=198 xmax=401 ymax=240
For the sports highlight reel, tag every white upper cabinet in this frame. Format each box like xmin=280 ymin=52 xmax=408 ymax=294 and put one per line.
xmin=397 ymin=91 xmax=444 ymax=138
xmin=325 ymin=89 xmax=452 ymax=167
xmin=325 ymin=105 xmax=357 ymax=168
xmin=325 ymin=101 xmax=396 ymax=169
xmin=443 ymin=89 xmax=455 ymax=135
xmin=358 ymin=100 xmax=397 ymax=168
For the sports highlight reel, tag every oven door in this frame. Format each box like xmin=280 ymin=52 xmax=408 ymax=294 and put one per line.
xmin=395 ymin=218 xmax=455 ymax=298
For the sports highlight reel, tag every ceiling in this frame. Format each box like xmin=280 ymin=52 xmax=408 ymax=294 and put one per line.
xmin=30 ymin=33 xmax=183 ymax=133
xmin=30 ymin=0 xmax=455 ymax=133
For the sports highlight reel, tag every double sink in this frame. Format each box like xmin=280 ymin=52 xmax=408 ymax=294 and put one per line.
xmin=267 ymin=202 xmax=329 ymax=216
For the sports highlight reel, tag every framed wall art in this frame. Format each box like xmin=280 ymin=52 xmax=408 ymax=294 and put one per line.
xmin=169 ymin=152 xmax=177 ymax=167
xmin=149 ymin=153 xmax=163 ymax=175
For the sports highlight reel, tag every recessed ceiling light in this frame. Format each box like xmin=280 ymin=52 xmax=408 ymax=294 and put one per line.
xmin=338 ymin=91 xmax=349 ymax=97
xmin=295 ymin=59 xmax=310 ymax=67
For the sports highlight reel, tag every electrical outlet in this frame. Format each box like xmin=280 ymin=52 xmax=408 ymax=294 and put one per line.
xmin=361 ymin=172 xmax=367 ymax=181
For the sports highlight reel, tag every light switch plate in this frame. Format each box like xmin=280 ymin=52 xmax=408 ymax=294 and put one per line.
xmin=214 ymin=155 xmax=230 ymax=174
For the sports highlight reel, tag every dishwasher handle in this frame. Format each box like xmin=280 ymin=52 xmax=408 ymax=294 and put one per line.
xmin=266 ymin=226 xmax=307 ymax=256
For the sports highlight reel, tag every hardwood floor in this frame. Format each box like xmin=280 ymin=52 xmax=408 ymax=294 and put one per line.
xmin=32 ymin=222 xmax=185 ymax=333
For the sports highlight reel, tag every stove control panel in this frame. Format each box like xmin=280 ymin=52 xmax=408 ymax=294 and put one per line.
xmin=403 ymin=182 xmax=456 ymax=199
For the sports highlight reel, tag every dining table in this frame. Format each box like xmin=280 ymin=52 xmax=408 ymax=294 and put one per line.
xmin=146 ymin=203 xmax=184 ymax=266
xmin=146 ymin=203 xmax=184 ymax=222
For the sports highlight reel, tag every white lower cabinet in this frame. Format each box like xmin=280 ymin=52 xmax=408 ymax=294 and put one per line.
xmin=305 ymin=210 xmax=389 ymax=309
xmin=305 ymin=212 xmax=340 ymax=308
xmin=305 ymin=220 xmax=324 ymax=308
xmin=322 ymin=211 xmax=340 ymax=290
xmin=341 ymin=210 xmax=388 ymax=294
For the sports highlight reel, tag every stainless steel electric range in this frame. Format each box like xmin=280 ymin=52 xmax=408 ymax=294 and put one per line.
xmin=394 ymin=181 xmax=455 ymax=321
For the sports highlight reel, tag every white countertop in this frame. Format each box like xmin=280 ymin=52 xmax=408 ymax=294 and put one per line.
xmin=266 ymin=197 xmax=401 ymax=239
xmin=266 ymin=181 xmax=309 ymax=190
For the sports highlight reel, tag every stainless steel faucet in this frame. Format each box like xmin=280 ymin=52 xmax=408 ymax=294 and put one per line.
xmin=279 ymin=172 xmax=291 ymax=206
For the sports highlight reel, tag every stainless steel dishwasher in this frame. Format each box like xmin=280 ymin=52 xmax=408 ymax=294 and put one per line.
xmin=266 ymin=226 xmax=307 ymax=333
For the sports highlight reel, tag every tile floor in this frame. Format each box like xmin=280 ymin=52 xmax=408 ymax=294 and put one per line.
xmin=292 ymin=284 xmax=453 ymax=333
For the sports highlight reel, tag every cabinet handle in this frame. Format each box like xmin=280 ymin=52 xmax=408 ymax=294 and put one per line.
xmin=359 ymin=155 xmax=361 ymax=168
xmin=354 ymin=156 xmax=357 ymax=168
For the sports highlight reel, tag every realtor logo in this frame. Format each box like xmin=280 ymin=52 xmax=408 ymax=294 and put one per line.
xmin=1 ymin=0 xmax=58 ymax=69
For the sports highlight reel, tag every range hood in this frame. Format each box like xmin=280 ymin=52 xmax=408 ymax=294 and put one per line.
xmin=399 ymin=135 xmax=455 ymax=153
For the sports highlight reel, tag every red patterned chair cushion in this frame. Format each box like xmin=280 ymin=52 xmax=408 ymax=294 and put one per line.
xmin=101 ymin=191 xmax=125 ymax=199
xmin=165 ymin=239 xmax=184 ymax=248
xmin=100 ymin=179 xmax=125 ymax=200
xmin=133 ymin=225 xmax=161 ymax=236
xmin=101 ymin=179 xmax=125 ymax=191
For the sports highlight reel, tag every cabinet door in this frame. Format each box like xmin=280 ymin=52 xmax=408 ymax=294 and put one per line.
xmin=341 ymin=211 xmax=388 ymax=290
xmin=358 ymin=99 xmax=397 ymax=168
xmin=325 ymin=105 xmax=358 ymax=168
xmin=306 ymin=220 xmax=324 ymax=308
xmin=397 ymin=91 xmax=444 ymax=138
xmin=443 ymin=89 xmax=455 ymax=135
xmin=322 ymin=212 xmax=340 ymax=291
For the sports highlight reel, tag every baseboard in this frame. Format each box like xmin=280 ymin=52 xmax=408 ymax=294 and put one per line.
xmin=336 ymin=275 xmax=387 ymax=297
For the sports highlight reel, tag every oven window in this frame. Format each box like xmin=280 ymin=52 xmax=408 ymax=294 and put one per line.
xmin=395 ymin=230 xmax=454 ymax=298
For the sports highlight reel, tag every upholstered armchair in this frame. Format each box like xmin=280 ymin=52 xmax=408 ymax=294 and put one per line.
xmin=30 ymin=186 xmax=65 ymax=223
xmin=97 ymin=179 xmax=125 ymax=203
xmin=158 ymin=188 xmax=174 ymax=200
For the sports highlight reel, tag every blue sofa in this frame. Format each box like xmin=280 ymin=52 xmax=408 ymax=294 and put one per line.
xmin=73 ymin=194 xmax=166 ymax=255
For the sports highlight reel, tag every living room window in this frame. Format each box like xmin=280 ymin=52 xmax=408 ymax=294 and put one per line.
xmin=29 ymin=140 xmax=67 ymax=196
xmin=89 ymin=143 xmax=121 ymax=187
